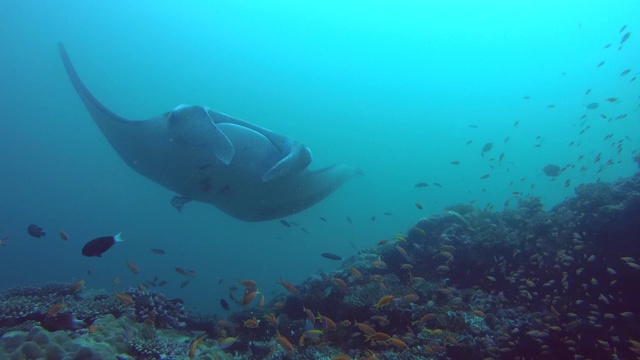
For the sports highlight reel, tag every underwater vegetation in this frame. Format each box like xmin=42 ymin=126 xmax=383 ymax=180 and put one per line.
xmin=2 ymin=169 xmax=640 ymax=359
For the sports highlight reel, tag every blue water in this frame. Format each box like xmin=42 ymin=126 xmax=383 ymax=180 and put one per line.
xmin=1 ymin=1 xmax=638 ymax=314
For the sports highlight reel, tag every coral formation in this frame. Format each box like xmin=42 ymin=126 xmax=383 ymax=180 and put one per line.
xmin=1 ymin=173 xmax=640 ymax=359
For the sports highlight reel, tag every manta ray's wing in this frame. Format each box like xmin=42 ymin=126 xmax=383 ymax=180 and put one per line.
xmin=57 ymin=43 xmax=234 ymax=166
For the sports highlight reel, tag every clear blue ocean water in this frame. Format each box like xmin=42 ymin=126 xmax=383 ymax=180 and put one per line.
xmin=1 ymin=1 xmax=638 ymax=314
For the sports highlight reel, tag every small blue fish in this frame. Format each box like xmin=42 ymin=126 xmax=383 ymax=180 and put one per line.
xmin=621 ymin=32 xmax=631 ymax=45
xmin=279 ymin=219 xmax=291 ymax=228
xmin=321 ymin=252 xmax=342 ymax=261
xmin=481 ymin=143 xmax=493 ymax=157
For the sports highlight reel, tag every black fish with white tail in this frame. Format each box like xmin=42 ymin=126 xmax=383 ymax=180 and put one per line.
xmin=82 ymin=233 xmax=123 ymax=257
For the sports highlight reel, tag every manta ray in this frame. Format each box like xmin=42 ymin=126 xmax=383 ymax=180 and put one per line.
xmin=58 ymin=43 xmax=360 ymax=221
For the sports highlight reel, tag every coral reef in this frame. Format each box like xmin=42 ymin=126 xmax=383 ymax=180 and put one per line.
xmin=1 ymin=173 xmax=640 ymax=359
xmin=0 ymin=285 xmax=192 ymax=337
xmin=1 ymin=318 xmax=124 ymax=360
xmin=0 ymin=314 xmax=227 ymax=360
xmin=126 ymin=289 xmax=188 ymax=329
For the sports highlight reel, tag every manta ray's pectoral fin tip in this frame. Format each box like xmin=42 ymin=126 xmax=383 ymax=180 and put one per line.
xmin=262 ymin=143 xmax=312 ymax=182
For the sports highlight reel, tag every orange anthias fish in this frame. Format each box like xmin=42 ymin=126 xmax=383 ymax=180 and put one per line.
xmin=70 ymin=279 xmax=85 ymax=292
xmin=401 ymin=293 xmax=420 ymax=303
xmin=350 ymin=267 xmax=364 ymax=280
xmin=113 ymin=277 xmax=120 ymax=286
xmin=114 ymin=292 xmax=135 ymax=305
xmin=316 ymin=312 xmax=337 ymax=331
xmin=333 ymin=354 xmax=352 ymax=360
xmin=278 ymin=276 xmax=298 ymax=294
xmin=374 ymin=295 xmax=394 ymax=309
xmin=361 ymin=350 xmax=378 ymax=360
xmin=396 ymin=245 xmax=408 ymax=258
xmin=59 ymin=230 xmax=69 ymax=241
xmin=354 ymin=320 xmax=376 ymax=335
xmin=239 ymin=279 xmax=257 ymax=288
xmin=47 ymin=302 xmax=66 ymax=317
xmin=416 ymin=313 xmax=436 ymax=323
xmin=333 ymin=277 xmax=348 ymax=290
xmin=338 ymin=320 xmax=352 ymax=327
xmin=388 ymin=337 xmax=409 ymax=349
xmin=365 ymin=332 xmax=391 ymax=343
xmin=264 ymin=313 xmax=278 ymax=327
xmin=371 ymin=256 xmax=387 ymax=269
xmin=189 ymin=334 xmax=207 ymax=359
xmin=242 ymin=289 xmax=261 ymax=306
xmin=243 ymin=317 xmax=260 ymax=328
xmin=126 ymin=260 xmax=139 ymax=274
xmin=303 ymin=306 xmax=315 ymax=323
xmin=276 ymin=330 xmax=295 ymax=355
